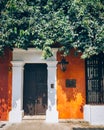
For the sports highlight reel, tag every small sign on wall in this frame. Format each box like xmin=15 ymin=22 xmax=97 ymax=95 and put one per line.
xmin=51 ymin=84 xmax=54 ymax=88
xmin=66 ymin=79 xmax=76 ymax=88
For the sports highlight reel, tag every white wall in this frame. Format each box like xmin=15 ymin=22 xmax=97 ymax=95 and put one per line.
xmin=84 ymin=105 xmax=104 ymax=125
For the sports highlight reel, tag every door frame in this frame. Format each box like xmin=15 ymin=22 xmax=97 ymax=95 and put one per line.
xmin=9 ymin=48 xmax=58 ymax=123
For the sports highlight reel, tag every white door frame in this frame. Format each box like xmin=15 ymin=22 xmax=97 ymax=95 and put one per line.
xmin=9 ymin=48 xmax=58 ymax=123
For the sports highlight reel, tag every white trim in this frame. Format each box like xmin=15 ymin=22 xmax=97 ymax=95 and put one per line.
xmin=9 ymin=48 xmax=58 ymax=123
xmin=13 ymin=48 xmax=58 ymax=63
xmin=9 ymin=61 xmax=25 ymax=123
xmin=84 ymin=104 xmax=104 ymax=125
xmin=46 ymin=62 xmax=58 ymax=123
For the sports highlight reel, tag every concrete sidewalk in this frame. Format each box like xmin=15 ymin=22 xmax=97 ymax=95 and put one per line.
xmin=1 ymin=120 xmax=70 ymax=130
xmin=1 ymin=120 xmax=104 ymax=130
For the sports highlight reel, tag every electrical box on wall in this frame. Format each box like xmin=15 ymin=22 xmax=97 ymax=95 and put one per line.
xmin=66 ymin=79 xmax=76 ymax=88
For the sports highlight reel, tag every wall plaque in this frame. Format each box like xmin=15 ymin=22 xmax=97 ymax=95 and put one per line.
xmin=66 ymin=79 xmax=76 ymax=88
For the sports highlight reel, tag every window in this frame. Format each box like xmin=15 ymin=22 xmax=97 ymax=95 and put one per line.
xmin=86 ymin=53 xmax=104 ymax=104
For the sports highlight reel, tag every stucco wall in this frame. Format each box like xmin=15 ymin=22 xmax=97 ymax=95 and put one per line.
xmin=57 ymin=49 xmax=86 ymax=119
xmin=0 ymin=49 xmax=12 ymax=120
xmin=0 ymin=48 xmax=86 ymax=120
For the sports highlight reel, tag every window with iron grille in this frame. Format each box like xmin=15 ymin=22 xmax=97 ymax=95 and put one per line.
xmin=86 ymin=53 xmax=104 ymax=104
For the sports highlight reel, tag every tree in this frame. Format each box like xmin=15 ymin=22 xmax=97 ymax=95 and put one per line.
xmin=0 ymin=0 xmax=104 ymax=58
xmin=67 ymin=0 xmax=104 ymax=58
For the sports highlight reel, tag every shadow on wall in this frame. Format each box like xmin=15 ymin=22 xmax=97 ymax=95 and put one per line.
xmin=0 ymin=65 xmax=12 ymax=120
xmin=0 ymin=49 xmax=12 ymax=120
xmin=0 ymin=98 xmax=9 ymax=120
xmin=57 ymin=49 xmax=86 ymax=119
xmin=57 ymin=84 xmax=85 ymax=118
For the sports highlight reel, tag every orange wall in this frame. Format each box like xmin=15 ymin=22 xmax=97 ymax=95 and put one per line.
xmin=57 ymin=49 xmax=86 ymax=119
xmin=0 ymin=49 xmax=12 ymax=120
xmin=0 ymin=48 xmax=85 ymax=120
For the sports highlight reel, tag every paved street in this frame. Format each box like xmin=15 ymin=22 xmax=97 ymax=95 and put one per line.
xmin=1 ymin=120 xmax=104 ymax=130
xmin=1 ymin=120 xmax=71 ymax=130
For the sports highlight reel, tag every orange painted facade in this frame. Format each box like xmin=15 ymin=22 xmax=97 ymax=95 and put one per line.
xmin=0 ymin=49 xmax=12 ymax=120
xmin=57 ymin=49 xmax=86 ymax=119
xmin=0 ymin=48 xmax=86 ymax=120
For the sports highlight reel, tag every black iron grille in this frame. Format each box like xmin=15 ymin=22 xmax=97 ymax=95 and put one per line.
xmin=86 ymin=53 xmax=104 ymax=104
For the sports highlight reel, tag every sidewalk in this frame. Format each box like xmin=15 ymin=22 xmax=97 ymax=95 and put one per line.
xmin=1 ymin=119 xmax=104 ymax=130
xmin=1 ymin=120 xmax=71 ymax=130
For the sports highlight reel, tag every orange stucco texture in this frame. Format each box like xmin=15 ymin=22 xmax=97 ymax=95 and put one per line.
xmin=57 ymin=49 xmax=86 ymax=119
xmin=0 ymin=49 xmax=12 ymax=120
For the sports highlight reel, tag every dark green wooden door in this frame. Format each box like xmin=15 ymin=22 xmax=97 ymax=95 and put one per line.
xmin=23 ymin=64 xmax=47 ymax=115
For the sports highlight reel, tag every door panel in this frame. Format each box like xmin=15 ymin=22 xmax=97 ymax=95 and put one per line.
xmin=23 ymin=64 xmax=47 ymax=115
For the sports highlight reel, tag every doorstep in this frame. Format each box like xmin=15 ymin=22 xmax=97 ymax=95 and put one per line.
xmin=23 ymin=115 xmax=46 ymax=121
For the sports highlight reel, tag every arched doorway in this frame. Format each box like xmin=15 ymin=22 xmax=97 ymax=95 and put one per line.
xmin=23 ymin=63 xmax=47 ymax=115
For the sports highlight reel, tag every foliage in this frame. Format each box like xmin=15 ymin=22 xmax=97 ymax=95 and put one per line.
xmin=0 ymin=0 xmax=104 ymax=58
xmin=67 ymin=0 xmax=104 ymax=58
